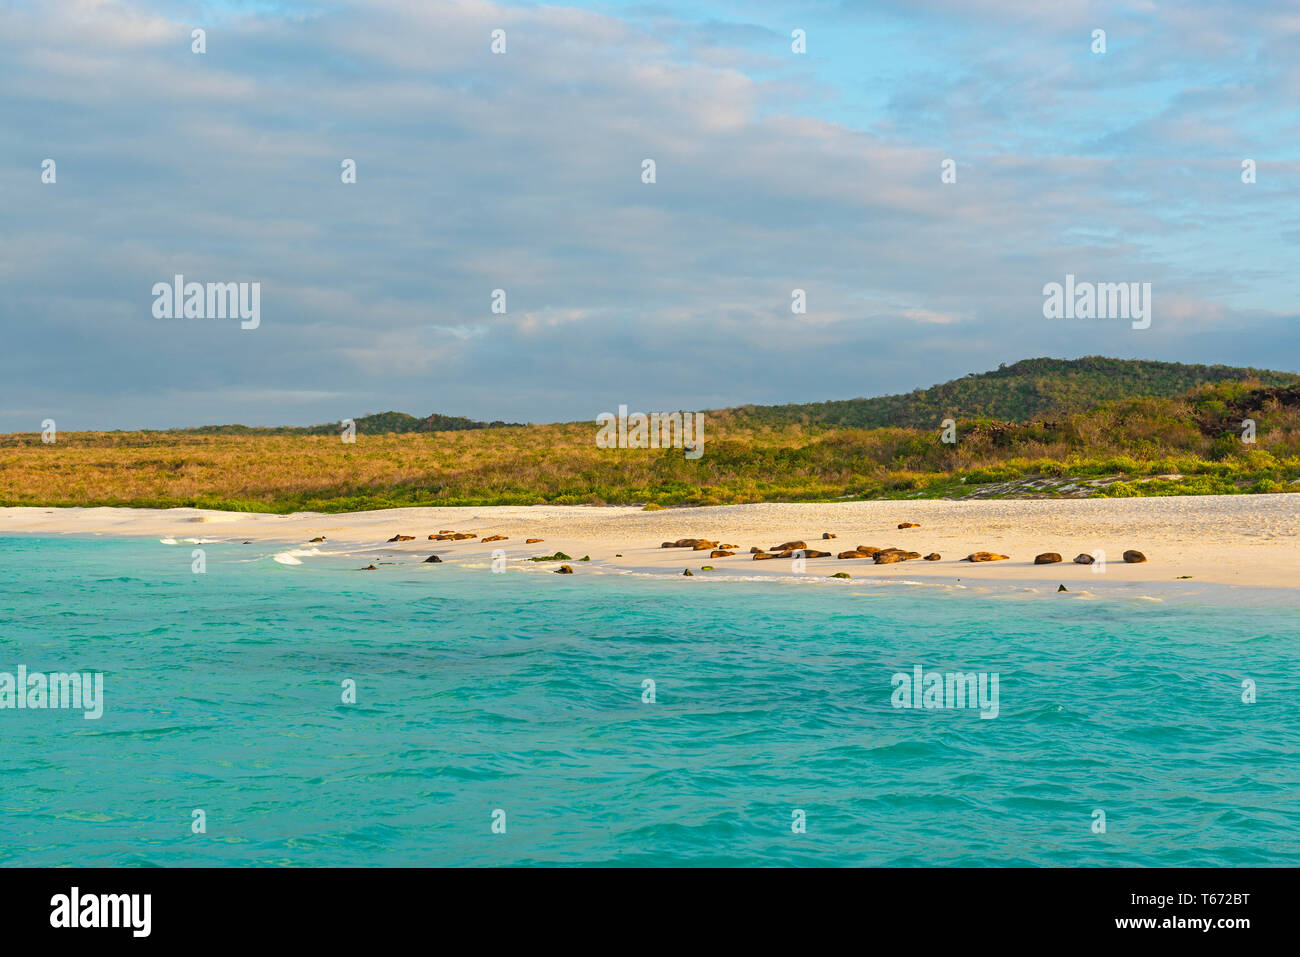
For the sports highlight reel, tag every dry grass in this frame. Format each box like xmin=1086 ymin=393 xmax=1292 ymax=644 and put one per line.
xmin=2 ymin=387 xmax=1298 ymax=510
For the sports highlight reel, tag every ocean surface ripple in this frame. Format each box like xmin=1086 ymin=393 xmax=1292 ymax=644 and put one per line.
xmin=1 ymin=535 xmax=1297 ymax=867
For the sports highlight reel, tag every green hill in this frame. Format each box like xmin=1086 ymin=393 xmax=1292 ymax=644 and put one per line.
xmin=299 ymin=411 xmax=521 ymax=435
xmin=178 ymin=411 xmax=521 ymax=435
xmin=720 ymin=357 xmax=1299 ymax=429
xmin=160 ymin=357 xmax=1297 ymax=436
xmin=5 ymin=359 xmax=1299 ymax=509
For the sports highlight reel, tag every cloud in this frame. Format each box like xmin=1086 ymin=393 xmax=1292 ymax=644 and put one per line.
xmin=0 ymin=0 xmax=1295 ymax=429
xmin=903 ymin=308 xmax=962 ymax=325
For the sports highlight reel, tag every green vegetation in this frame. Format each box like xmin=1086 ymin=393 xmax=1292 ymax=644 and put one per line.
xmin=184 ymin=411 xmax=521 ymax=436
xmin=2 ymin=359 xmax=1297 ymax=511
xmin=717 ymin=356 xmax=1297 ymax=429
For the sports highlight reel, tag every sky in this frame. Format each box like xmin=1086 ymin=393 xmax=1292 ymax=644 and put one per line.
xmin=2 ymin=0 xmax=1298 ymax=429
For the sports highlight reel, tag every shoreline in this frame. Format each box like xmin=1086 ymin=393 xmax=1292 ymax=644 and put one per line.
xmin=1 ymin=494 xmax=1297 ymax=589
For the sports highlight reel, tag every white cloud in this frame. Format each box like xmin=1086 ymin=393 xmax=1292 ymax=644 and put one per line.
xmin=0 ymin=0 xmax=1294 ymax=428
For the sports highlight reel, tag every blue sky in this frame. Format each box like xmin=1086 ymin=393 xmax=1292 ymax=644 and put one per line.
xmin=2 ymin=0 xmax=1298 ymax=429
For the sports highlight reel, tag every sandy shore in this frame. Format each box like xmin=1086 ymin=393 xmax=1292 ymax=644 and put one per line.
xmin=1 ymin=495 xmax=1296 ymax=589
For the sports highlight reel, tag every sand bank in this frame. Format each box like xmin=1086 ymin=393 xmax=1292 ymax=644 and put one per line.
xmin=1 ymin=495 xmax=1296 ymax=589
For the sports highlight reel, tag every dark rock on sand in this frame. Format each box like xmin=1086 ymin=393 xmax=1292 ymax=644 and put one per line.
xmin=1034 ymin=553 xmax=1062 ymax=564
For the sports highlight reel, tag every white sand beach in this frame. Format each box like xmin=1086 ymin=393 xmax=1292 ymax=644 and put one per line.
xmin=1 ymin=495 xmax=1296 ymax=589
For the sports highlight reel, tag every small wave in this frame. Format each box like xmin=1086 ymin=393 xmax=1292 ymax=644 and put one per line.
xmin=272 ymin=547 xmax=328 ymax=565
xmin=159 ymin=537 xmax=178 ymax=545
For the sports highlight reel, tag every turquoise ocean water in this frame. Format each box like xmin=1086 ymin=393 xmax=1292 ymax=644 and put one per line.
xmin=1 ymin=534 xmax=1297 ymax=867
